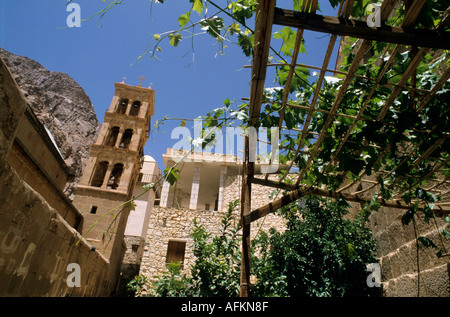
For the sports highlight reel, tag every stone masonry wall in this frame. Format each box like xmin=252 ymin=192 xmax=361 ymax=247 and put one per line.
xmin=0 ymin=165 xmax=113 ymax=296
xmin=346 ymin=180 xmax=450 ymax=297
xmin=0 ymin=56 xmax=115 ymax=296
xmin=368 ymin=204 xmax=450 ymax=296
xmin=140 ymin=206 xmax=225 ymax=282
xmin=222 ymin=173 xmax=288 ymax=233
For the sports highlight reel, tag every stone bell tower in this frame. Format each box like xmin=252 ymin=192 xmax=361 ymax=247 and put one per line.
xmin=73 ymin=79 xmax=154 ymax=266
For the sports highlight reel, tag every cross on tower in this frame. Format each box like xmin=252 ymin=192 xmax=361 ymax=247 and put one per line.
xmin=138 ymin=75 xmax=147 ymax=86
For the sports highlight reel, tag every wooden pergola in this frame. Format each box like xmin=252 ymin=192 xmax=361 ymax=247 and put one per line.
xmin=239 ymin=0 xmax=450 ymax=297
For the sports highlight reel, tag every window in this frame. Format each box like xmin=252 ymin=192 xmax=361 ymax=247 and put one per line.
xmin=131 ymin=244 xmax=139 ymax=252
xmin=90 ymin=206 xmax=98 ymax=214
xmin=107 ymin=163 xmax=124 ymax=190
xmin=117 ymin=98 xmax=128 ymax=114
xmin=119 ymin=129 xmax=133 ymax=149
xmin=90 ymin=161 xmax=108 ymax=187
xmin=166 ymin=240 xmax=186 ymax=268
xmin=129 ymin=101 xmax=141 ymax=116
xmin=104 ymin=126 xmax=120 ymax=147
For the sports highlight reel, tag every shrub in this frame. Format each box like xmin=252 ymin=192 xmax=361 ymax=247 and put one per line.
xmin=251 ymin=196 xmax=378 ymax=297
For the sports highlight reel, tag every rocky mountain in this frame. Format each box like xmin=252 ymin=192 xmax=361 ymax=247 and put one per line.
xmin=0 ymin=47 xmax=100 ymax=199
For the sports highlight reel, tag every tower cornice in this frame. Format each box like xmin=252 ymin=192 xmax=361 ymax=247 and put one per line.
xmin=114 ymin=82 xmax=154 ymax=94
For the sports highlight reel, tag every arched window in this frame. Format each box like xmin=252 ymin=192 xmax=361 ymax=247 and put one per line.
xmin=104 ymin=126 xmax=120 ymax=147
xmin=119 ymin=129 xmax=133 ymax=149
xmin=129 ymin=101 xmax=141 ymax=116
xmin=107 ymin=163 xmax=124 ymax=190
xmin=117 ymin=98 xmax=128 ymax=114
xmin=90 ymin=161 xmax=109 ymax=187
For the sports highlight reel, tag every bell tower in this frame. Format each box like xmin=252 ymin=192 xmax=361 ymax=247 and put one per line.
xmin=73 ymin=80 xmax=154 ymax=264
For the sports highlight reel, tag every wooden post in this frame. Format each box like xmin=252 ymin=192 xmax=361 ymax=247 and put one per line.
xmin=239 ymin=0 xmax=275 ymax=297
xmin=240 ymin=136 xmax=253 ymax=297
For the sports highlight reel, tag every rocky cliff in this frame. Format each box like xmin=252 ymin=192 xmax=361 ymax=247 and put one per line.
xmin=0 ymin=47 xmax=100 ymax=198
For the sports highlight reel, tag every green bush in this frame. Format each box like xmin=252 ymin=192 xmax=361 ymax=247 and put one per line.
xmin=188 ymin=199 xmax=241 ymax=296
xmin=251 ymin=196 xmax=378 ymax=297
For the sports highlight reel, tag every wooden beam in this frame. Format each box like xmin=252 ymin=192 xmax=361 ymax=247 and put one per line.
xmin=261 ymin=62 xmax=430 ymax=94
xmin=273 ymin=8 xmax=450 ymax=49
xmin=250 ymin=176 xmax=298 ymax=191
xmin=245 ymin=178 xmax=450 ymax=224
xmin=243 ymin=184 xmax=313 ymax=224
xmin=278 ymin=32 xmax=338 ymax=183
xmin=248 ymin=0 xmax=276 ymax=126
xmin=402 ymin=0 xmax=427 ymax=27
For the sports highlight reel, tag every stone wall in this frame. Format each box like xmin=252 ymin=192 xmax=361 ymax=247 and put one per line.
xmin=139 ymin=172 xmax=287 ymax=287
xmin=0 ymin=165 xmax=113 ymax=296
xmin=368 ymin=204 xmax=450 ymax=296
xmin=72 ymin=186 xmax=130 ymax=257
xmin=222 ymin=173 xmax=288 ymax=232
xmin=140 ymin=206 xmax=224 ymax=282
xmin=8 ymin=141 xmax=83 ymax=230
xmin=117 ymin=235 xmax=146 ymax=296
xmin=0 ymin=56 xmax=115 ymax=296
xmin=345 ymin=178 xmax=450 ymax=297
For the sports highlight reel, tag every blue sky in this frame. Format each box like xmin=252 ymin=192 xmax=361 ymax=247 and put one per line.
xmin=0 ymin=0 xmax=338 ymax=170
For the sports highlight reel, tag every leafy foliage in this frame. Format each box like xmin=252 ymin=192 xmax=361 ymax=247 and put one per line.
xmin=400 ymin=187 xmax=449 ymax=258
xmin=146 ymin=0 xmax=258 ymax=58
xmin=150 ymin=262 xmax=193 ymax=297
xmin=251 ymin=196 xmax=378 ymax=297
xmin=126 ymin=274 xmax=149 ymax=297
xmin=163 ymin=166 xmax=180 ymax=185
xmin=188 ymin=199 xmax=241 ymax=296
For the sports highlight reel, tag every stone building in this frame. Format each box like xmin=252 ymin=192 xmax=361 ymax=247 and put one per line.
xmin=72 ymin=80 xmax=155 ymax=284
xmin=138 ymin=148 xmax=287 ymax=284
